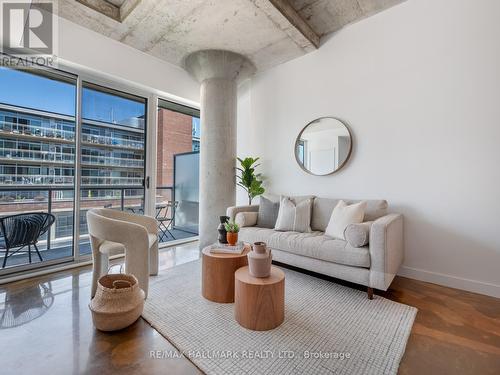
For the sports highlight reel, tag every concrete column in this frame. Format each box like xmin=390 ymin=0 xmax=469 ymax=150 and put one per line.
xmin=184 ymin=50 xmax=255 ymax=249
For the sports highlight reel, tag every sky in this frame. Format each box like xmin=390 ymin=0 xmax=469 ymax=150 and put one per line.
xmin=0 ymin=67 xmax=199 ymax=134
xmin=0 ymin=67 xmax=76 ymax=116
xmin=0 ymin=67 xmax=146 ymax=127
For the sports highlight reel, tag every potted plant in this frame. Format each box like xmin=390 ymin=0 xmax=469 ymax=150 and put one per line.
xmin=236 ymin=157 xmax=265 ymax=205
xmin=224 ymin=220 xmax=240 ymax=246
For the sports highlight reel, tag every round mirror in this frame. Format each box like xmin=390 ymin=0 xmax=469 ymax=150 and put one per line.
xmin=295 ymin=117 xmax=352 ymax=176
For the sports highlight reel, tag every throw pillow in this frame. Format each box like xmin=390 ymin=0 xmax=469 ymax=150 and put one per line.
xmin=325 ymin=200 xmax=367 ymax=240
xmin=235 ymin=212 xmax=258 ymax=228
xmin=344 ymin=221 xmax=373 ymax=247
xmin=257 ymin=196 xmax=280 ymax=228
xmin=274 ymin=196 xmax=313 ymax=232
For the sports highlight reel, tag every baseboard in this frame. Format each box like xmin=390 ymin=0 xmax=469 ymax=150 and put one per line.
xmin=398 ymin=266 xmax=500 ymax=298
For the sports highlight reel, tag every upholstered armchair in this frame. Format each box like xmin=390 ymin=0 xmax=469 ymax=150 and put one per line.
xmin=87 ymin=208 xmax=159 ymax=298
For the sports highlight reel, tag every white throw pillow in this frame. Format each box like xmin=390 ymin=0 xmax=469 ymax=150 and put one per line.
xmin=325 ymin=200 xmax=367 ymax=240
xmin=274 ymin=196 xmax=312 ymax=232
xmin=235 ymin=212 xmax=258 ymax=227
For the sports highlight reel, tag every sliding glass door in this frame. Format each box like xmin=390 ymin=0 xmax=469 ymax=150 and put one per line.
xmin=77 ymin=83 xmax=147 ymax=255
xmin=156 ymin=99 xmax=199 ymax=243
xmin=0 ymin=67 xmax=77 ymax=271
xmin=0 ymin=66 xmax=148 ymax=275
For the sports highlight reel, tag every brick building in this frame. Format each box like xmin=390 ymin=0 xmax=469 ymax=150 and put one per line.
xmin=157 ymin=108 xmax=194 ymax=188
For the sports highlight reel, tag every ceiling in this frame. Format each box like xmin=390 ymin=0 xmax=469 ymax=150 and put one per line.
xmin=60 ymin=0 xmax=405 ymax=72
xmin=289 ymin=0 xmax=404 ymax=36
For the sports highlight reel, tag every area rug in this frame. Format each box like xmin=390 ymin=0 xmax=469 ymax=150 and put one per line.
xmin=142 ymin=260 xmax=417 ymax=375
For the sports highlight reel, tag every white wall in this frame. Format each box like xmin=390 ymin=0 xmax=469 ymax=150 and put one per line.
xmin=58 ymin=18 xmax=199 ymax=103
xmin=237 ymin=0 xmax=500 ymax=297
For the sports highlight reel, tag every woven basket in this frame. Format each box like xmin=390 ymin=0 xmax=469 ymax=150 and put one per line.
xmin=89 ymin=273 xmax=145 ymax=332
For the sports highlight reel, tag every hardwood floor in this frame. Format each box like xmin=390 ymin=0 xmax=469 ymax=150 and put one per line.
xmin=385 ymin=277 xmax=500 ymax=375
xmin=0 ymin=242 xmax=498 ymax=375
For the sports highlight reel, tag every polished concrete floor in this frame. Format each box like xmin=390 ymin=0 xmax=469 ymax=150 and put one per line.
xmin=0 ymin=242 xmax=499 ymax=375
xmin=2 ymin=229 xmax=196 ymax=268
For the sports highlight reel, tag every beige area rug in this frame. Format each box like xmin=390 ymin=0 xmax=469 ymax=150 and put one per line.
xmin=142 ymin=260 xmax=416 ymax=375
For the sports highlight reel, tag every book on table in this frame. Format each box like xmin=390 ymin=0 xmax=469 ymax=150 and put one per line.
xmin=209 ymin=242 xmax=247 ymax=254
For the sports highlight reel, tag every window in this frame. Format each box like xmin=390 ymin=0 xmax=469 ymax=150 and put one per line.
xmin=0 ymin=67 xmax=77 ymax=271
xmin=0 ymin=66 xmax=149 ymax=274
xmin=77 ymin=84 xmax=147 ymax=252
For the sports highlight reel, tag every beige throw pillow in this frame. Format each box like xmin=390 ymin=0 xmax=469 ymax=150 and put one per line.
xmin=344 ymin=221 xmax=373 ymax=247
xmin=325 ymin=200 xmax=367 ymax=240
xmin=235 ymin=212 xmax=258 ymax=228
xmin=274 ymin=196 xmax=312 ymax=232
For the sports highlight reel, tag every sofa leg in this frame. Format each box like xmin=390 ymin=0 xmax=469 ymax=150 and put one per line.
xmin=367 ymin=287 xmax=374 ymax=300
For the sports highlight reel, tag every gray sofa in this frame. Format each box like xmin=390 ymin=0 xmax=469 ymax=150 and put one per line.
xmin=227 ymin=197 xmax=403 ymax=299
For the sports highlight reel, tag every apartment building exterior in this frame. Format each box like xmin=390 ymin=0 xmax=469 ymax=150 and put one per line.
xmin=0 ymin=103 xmax=198 ymax=245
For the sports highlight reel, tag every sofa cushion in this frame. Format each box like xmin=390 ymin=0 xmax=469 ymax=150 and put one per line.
xmin=274 ymin=196 xmax=313 ymax=232
xmin=311 ymin=197 xmax=388 ymax=231
xmin=235 ymin=212 xmax=258 ymax=227
xmin=325 ymin=200 xmax=367 ymax=240
xmin=239 ymin=227 xmax=370 ymax=268
xmin=256 ymin=196 xmax=280 ymax=228
xmin=344 ymin=221 xmax=372 ymax=247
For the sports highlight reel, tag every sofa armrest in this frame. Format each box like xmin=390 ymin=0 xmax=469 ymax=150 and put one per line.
xmin=369 ymin=214 xmax=404 ymax=291
xmin=226 ymin=205 xmax=259 ymax=221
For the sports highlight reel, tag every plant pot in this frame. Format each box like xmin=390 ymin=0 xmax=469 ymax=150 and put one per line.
xmin=226 ymin=232 xmax=238 ymax=246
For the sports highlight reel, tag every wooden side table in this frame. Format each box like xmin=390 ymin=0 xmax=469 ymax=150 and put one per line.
xmin=234 ymin=266 xmax=285 ymax=331
xmin=201 ymin=245 xmax=249 ymax=303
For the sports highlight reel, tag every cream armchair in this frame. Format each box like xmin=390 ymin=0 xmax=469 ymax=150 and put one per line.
xmin=87 ymin=208 xmax=159 ymax=298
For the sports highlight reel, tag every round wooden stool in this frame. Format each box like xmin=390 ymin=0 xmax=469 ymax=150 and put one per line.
xmin=201 ymin=245 xmax=249 ymax=303
xmin=234 ymin=266 xmax=285 ymax=331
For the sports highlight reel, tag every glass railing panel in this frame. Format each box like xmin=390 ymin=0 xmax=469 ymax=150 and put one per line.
xmin=0 ymin=120 xmax=75 ymax=141
xmin=0 ymin=188 xmax=74 ymax=269
xmin=0 ymin=174 xmax=74 ymax=186
xmin=123 ymin=188 xmax=145 ymax=214
xmin=81 ymin=132 xmax=143 ymax=150
xmin=0 ymin=147 xmax=75 ymax=164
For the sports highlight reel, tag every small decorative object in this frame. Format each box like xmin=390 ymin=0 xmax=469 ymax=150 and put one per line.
xmin=217 ymin=215 xmax=230 ymax=244
xmin=236 ymin=157 xmax=265 ymax=204
xmin=248 ymin=241 xmax=272 ymax=278
xmin=209 ymin=241 xmax=246 ymax=254
xmin=224 ymin=220 xmax=240 ymax=246
xmin=89 ymin=273 xmax=145 ymax=332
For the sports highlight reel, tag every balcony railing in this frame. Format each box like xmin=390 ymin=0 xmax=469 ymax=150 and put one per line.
xmin=0 ymin=174 xmax=143 ymax=186
xmin=81 ymin=133 xmax=144 ymax=150
xmin=0 ymin=121 xmax=144 ymax=152
xmin=0 ymin=120 xmax=75 ymax=141
xmin=0 ymin=174 xmax=74 ymax=185
xmin=81 ymin=176 xmax=144 ymax=186
xmin=0 ymin=147 xmax=75 ymax=164
xmin=81 ymin=154 xmax=144 ymax=168
xmin=0 ymin=147 xmax=144 ymax=169
xmin=0 ymin=186 xmax=145 ymax=271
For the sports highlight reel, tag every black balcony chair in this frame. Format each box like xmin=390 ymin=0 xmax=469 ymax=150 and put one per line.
xmin=157 ymin=201 xmax=178 ymax=242
xmin=0 ymin=213 xmax=56 ymax=268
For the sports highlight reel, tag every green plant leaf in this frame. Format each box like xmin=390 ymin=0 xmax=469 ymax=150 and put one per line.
xmin=236 ymin=156 xmax=266 ymax=201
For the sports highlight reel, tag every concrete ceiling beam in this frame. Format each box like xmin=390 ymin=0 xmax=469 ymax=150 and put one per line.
xmin=255 ymin=0 xmax=320 ymax=50
xmin=76 ymin=0 xmax=142 ymax=22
